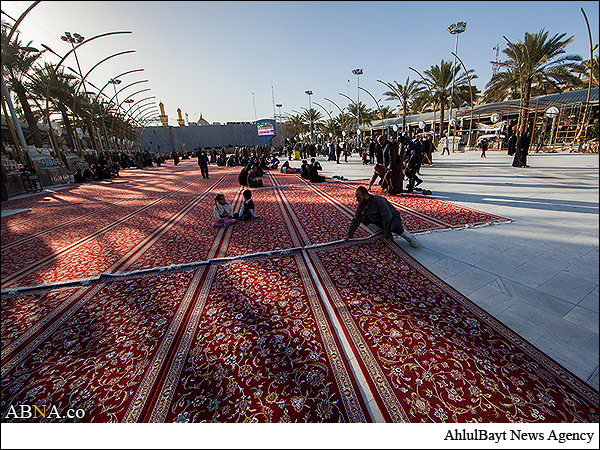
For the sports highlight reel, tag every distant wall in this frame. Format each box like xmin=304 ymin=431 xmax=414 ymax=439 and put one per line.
xmin=140 ymin=123 xmax=287 ymax=153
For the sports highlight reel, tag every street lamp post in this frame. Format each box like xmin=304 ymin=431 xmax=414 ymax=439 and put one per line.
xmin=61 ymin=31 xmax=97 ymax=155
xmin=339 ymin=92 xmax=359 ymax=139
xmin=305 ymin=90 xmax=313 ymax=143
xmin=447 ymin=22 xmax=466 ymax=144
xmin=275 ymin=103 xmax=283 ymax=121
xmin=451 ymin=51 xmax=474 ymax=148
xmin=107 ymin=89 xmax=150 ymax=151
xmin=61 ymin=32 xmax=86 ymax=87
xmin=573 ymin=7 xmax=595 ymax=146
xmin=352 ymin=68 xmax=363 ymax=146
xmin=358 ymin=86 xmax=385 ymax=138
xmin=107 ymin=78 xmax=123 ymax=152
xmin=104 ymin=79 xmax=149 ymax=150
xmin=324 ymin=97 xmax=347 ymax=139
xmin=116 ymin=98 xmax=135 ymax=151
xmin=44 ymin=30 xmax=133 ymax=164
xmin=408 ymin=67 xmax=438 ymax=143
xmin=69 ymin=49 xmax=136 ymax=156
xmin=313 ymin=101 xmax=336 ymax=141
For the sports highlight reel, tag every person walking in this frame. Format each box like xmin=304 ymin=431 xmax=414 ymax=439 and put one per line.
xmin=401 ymin=135 xmax=423 ymax=192
xmin=512 ymin=131 xmax=531 ymax=167
xmin=507 ymin=133 xmax=517 ymax=156
xmin=196 ymin=147 xmax=209 ymax=179
xmin=478 ymin=138 xmax=488 ymax=158
xmin=368 ymin=137 xmax=377 ymax=165
xmin=379 ymin=134 xmax=404 ymax=195
xmin=171 ymin=150 xmax=180 ymax=166
xmin=421 ymin=135 xmax=433 ymax=165
xmin=440 ymin=134 xmax=450 ymax=156
xmin=343 ymin=186 xmax=420 ymax=248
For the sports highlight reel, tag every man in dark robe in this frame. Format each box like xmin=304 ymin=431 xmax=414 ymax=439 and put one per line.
xmin=344 ymin=186 xmax=420 ymax=248
xmin=512 ymin=131 xmax=531 ymax=167
xmin=378 ymin=134 xmax=403 ymax=194
xmin=308 ymin=158 xmax=325 ymax=182
xmin=401 ymin=135 xmax=423 ymax=192
xmin=196 ymin=147 xmax=209 ymax=179
xmin=507 ymin=133 xmax=517 ymax=156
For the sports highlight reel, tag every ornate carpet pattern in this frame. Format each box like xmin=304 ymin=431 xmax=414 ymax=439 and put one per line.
xmin=2 ymin=162 xmax=597 ymax=423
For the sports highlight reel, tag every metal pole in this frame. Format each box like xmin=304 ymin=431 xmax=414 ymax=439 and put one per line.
xmin=532 ymin=99 xmax=540 ymax=148
xmin=409 ymin=67 xmax=438 ymax=144
xmin=324 ymin=97 xmax=347 ymax=138
xmin=450 ymin=52 xmax=474 ymax=148
xmin=44 ymin=31 xmax=133 ymax=164
xmin=2 ymin=78 xmax=28 ymax=149
xmin=357 ymin=74 xmax=360 ymax=145
xmin=313 ymin=101 xmax=336 ymax=140
xmin=358 ymin=86 xmax=385 ymax=137
xmin=573 ymin=7 xmax=595 ymax=144
xmin=1 ymin=94 xmax=27 ymax=166
xmin=449 ymin=32 xmax=459 ymax=142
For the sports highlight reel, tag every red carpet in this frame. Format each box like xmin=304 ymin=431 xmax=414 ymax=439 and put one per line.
xmin=2 ymin=161 xmax=597 ymax=422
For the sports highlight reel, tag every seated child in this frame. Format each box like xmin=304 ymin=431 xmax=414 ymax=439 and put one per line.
xmin=233 ymin=189 xmax=259 ymax=221
xmin=269 ymin=156 xmax=280 ymax=170
xmin=300 ymin=160 xmax=309 ymax=179
xmin=213 ymin=194 xmax=237 ymax=228
xmin=247 ymin=164 xmax=264 ymax=187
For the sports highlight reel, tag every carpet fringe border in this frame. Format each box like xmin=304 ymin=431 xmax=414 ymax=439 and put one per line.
xmin=1 ymin=233 xmax=384 ymax=295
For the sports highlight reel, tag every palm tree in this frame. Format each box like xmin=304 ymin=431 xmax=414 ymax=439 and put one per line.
xmin=374 ymin=105 xmax=396 ymax=121
xmin=379 ymin=77 xmax=423 ymax=132
xmin=301 ymin=108 xmax=322 ymax=142
xmin=321 ymin=118 xmax=338 ymax=139
xmin=284 ymin=113 xmax=306 ymax=140
xmin=483 ymin=68 xmax=529 ymax=103
xmin=487 ymin=29 xmax=582 ymax=136
xmin=26 ymin=62 xmax=80 ymax=151
xmin=2 ymin=21 xmax=46 ymax=148
xmin=419 ymin=60 xmax=471 ymax=139
xmin=571 ymin=54 xmax=599 ymax=87
xmin=345 ymin=101 xmax=375 ymax=133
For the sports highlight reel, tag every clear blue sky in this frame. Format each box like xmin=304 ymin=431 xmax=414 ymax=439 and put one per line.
xmin=4 ymin=1 xmax=599 ymax=126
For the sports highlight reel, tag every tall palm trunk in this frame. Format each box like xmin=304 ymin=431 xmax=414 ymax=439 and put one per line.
xmin=519 ymin=80 xmax=532 ymax=136
xmin=14 ymin=81 xmax=43 ymax=148
xmin=438 ymin=100 xmax=445 ymax=138
xmin=57 ymin=105 xmax=76 ymax=151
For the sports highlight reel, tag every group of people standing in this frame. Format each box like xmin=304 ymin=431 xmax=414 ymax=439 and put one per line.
xmin=367 ymin=134 xmax=429 ymax=195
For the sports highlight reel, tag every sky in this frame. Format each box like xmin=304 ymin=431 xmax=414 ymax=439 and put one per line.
xmin=3 ymin=1 xmax=599 ymax=129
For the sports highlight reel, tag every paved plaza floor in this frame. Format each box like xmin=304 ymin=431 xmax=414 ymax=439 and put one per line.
xmin=315 ymin=148 xmax=599 ymax=390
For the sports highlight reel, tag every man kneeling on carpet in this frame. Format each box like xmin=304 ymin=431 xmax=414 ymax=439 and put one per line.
xmin=233 ymin=189 xmax=260 ymax=222
xmin=213 ymin=194 xmax=237 ymax=228
xmin=344 ymin=186 xmax=420 ymax=248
